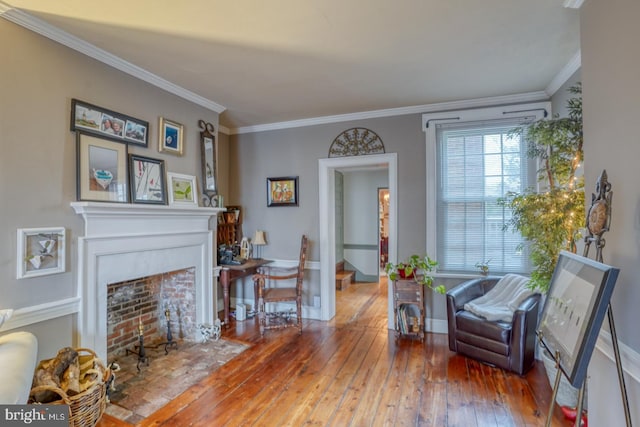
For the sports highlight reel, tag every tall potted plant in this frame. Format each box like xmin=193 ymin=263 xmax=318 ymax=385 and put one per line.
xmin=500 ymin=84 xmax=584 ymax=409
xmin=500 ymin=83 xmax=584 ymax=293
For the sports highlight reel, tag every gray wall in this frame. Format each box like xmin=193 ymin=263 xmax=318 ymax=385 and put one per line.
xmin=552 ymin=70 xmax=581 ymax=116
xmin=217 ymin=131 xmax=231 ymax=201
xmin=230 ymin=114 xmax=427 ymax=261
xmin=0 ymin=20 xmax=219 ymax=360
xmin=581 ymin=0 xmax=640 ymax=423
xmin=230 ymin=115 xmax=427 ymax=304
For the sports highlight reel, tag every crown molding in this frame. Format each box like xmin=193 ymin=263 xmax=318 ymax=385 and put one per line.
xmin=218 ymin=124 xmax=231 ymax=135
xmin=0 ymin=5 xmax=226 ymax=114
xmin=230 ymin=91 xmax=549 ymax=135
xmin=545 ymin=50 xmax=581 ymax=96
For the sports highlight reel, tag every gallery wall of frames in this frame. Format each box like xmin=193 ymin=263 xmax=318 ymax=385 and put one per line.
xmin=71 ymin=98 xmax=211 ymax=207
xmin=16 ymin=98 xmax=218 ymax=279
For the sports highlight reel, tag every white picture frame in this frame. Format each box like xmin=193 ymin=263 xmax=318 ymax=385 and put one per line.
xmin=167 ymin=172 xmax=198 ymax=206
xmin=17 ymin=227 xmax=66 ymax=279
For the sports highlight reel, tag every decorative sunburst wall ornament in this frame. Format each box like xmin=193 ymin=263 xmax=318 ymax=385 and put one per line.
xmin=328 ymin=127 xmax=385 ymax=157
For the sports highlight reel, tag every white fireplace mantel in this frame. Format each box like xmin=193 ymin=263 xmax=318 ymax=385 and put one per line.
xmin=71 ymin=201 xmax=224 ymax=237
xmin=71 ymin=202 xmax=224 ymax=361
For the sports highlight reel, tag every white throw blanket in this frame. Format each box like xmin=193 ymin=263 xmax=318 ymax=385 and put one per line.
xmin=464 ymin=274 xmax=533 ymax=322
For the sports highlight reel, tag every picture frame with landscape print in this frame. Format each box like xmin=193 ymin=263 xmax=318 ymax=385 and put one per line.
xmin=76 ymin=132 xmax=129 ymax=203
xmin=129 ymin=154 xmax=167 ymax=205
xmin=71 ymin=98 xmax=149 ymax=147
xmin=167 ymin=172 xmax=198 ymax=206
xmin=159 ymin=117 xmax=184 ymax=156
xmin=537 ymin=250 xmax=620 ymax=388
xmin=266 ymin=176 xmax=299 ymax=207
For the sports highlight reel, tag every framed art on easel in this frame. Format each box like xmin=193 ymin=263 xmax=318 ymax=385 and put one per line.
xmin=537 ymin=250 xmax=619 ymax=387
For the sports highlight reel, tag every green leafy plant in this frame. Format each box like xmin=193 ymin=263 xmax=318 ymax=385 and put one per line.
xmin=385 ymin=254 xmax=445 ymax=294
xmin=475 ymin=259 xmax=491 ymax=275
xmin=499 ymin=83 xmax=584 ymax=292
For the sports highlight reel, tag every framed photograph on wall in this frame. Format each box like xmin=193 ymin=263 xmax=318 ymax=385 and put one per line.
xmin=71 ymin=99 xmax=149 ymax=147
xmin=159 ymin=117 xmax=184 ymax=156
xmin=17 ymin=227 xmax=66 ymax=279
xmin=167 ymin=172 xmax=198 ymax=206
xmin=76 ymin=132 xmax=129 ymax=203
xmin=267 ymin=176 xmax=299 ymax=207
xmin=537 ymin=250 xmax=620 ymax=387
xmin=129 ymin=154 xmax=167 ymax=204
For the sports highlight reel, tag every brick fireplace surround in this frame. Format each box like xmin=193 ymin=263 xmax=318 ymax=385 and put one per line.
xmin=106 ymin=267 xmax=195 ymax=357
xmin=72 ymin=202 xmax=223 ymax=362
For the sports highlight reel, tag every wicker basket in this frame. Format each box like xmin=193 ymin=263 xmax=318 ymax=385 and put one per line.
xmin=29 ymin=348 xmax=110 ymax=427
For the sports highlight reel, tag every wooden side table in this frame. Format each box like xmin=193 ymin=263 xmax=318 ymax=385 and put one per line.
xmin=219 ymin=259 xmax=272 ymax=327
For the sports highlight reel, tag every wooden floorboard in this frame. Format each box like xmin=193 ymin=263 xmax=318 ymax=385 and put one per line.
xmin=98 ymin=279 xmax=567 ymax=427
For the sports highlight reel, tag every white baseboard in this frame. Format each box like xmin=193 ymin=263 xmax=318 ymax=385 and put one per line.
xmin=425 ymin=318 xmax=448 ymax=334
xmin=225 ymin=298 xmax=322 ymax=322
xmin=595 ymin=329 xmax=640 ymax=384
xmin=588 ymin=329 xmax=640 ymax=425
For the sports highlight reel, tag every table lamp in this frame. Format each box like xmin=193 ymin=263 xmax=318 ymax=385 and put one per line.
xmin=252 ymin=230 xmax=267 ymax=259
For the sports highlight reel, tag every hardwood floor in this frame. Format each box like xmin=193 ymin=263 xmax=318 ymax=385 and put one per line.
xmin=98 ymin=278 xmax=567 ymax=426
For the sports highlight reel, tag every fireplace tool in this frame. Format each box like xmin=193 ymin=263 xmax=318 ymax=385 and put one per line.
xmin=156 ymin=307 xmax=178 ymax=355
xmin=126 ymin=319 xmax=150 ymax=372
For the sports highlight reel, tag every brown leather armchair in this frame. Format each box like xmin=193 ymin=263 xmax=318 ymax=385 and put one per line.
xmin=446 ymin=276 xmax=542 ymax=375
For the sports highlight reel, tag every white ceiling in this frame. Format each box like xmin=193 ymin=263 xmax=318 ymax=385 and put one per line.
xmin=2 ymin=1 xmax=580 ymax=132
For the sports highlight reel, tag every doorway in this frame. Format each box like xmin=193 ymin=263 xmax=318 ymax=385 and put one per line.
xmin=378 ymin=188 xmax=389 ymax=272
xmin=318 ymin=153 xmax=398 ymax=329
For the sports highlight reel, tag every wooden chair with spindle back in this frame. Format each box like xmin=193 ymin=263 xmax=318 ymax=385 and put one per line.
xmin=253 ymin=235 xmax=308 ymax=336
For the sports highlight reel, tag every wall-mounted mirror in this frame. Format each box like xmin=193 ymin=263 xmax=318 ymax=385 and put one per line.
xmin=199 ymin=120 xmax=217 ymax=199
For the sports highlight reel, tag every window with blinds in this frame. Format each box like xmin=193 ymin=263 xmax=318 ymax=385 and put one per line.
xmin=435 ymin=120 xmax=534 ymax=274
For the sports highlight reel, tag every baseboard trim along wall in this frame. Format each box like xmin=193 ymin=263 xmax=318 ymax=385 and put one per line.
xmin=596 ymin=329 xmax=640 ymax=384
xmin=589 ymin=328 xmax=640 ymax=424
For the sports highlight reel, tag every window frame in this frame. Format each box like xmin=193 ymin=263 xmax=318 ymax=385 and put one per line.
xmin=423 ymin=102 xmax=550 ymax=277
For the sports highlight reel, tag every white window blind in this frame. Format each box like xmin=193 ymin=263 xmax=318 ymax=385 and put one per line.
xmin=435 ymin=119 xmax=534 ymax=274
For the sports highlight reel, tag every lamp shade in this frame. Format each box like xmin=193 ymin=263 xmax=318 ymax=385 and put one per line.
xmin=253 ymin=230 xmax=267 ymax=245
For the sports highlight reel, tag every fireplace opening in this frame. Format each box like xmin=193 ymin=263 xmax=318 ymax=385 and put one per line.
xmin=106 ymin=267 xmax=196 ymax=363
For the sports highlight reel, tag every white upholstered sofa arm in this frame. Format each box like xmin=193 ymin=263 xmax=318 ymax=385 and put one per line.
xmin=0 ymin=331 xmax=38 ymax=404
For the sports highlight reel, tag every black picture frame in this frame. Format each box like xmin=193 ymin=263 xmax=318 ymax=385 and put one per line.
xmin=537 ymin=250 xmax=620 ymax=388
xmin=266 ymin=176 xmax=299 ymax=207
xmin=129 ymin=154 xmax=167 ymax=205
xmin=76 ymin=132 xmax=129 ymax=203
xmin=71 ymin=98 xmax=149 ymax=147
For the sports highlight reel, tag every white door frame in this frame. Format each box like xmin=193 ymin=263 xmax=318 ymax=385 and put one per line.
xmin=318 ymin=153 xmax=398 ymax=327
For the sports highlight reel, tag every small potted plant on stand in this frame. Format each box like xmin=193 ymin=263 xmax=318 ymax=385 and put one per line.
xmin=385 ymin=254 xmax=444 ymax=340
xmin=385 ymin=254 xmax=445 ymax=294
